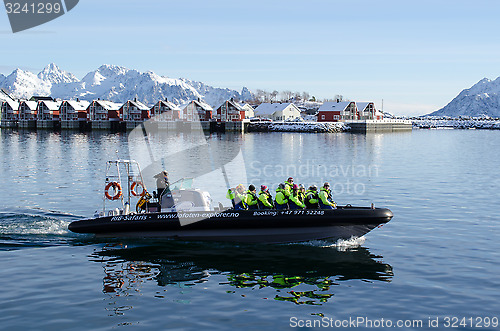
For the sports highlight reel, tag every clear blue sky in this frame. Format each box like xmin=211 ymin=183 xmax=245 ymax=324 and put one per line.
xmin=1 ymin=0 xmax=500 ymax=115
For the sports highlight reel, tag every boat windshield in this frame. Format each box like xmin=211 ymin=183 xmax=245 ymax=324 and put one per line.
xmin=170 ymin=177 xmax=194 ymax=190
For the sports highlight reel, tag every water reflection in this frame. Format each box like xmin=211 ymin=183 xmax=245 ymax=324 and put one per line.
xmin=0 ymin=129 xmax=405 ymax=216
xmin=89 ymin=241 xmax=393 ymax=308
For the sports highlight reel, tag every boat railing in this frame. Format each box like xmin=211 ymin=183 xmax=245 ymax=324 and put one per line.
xmin=102 ymin=159 xmax=146 ymax=214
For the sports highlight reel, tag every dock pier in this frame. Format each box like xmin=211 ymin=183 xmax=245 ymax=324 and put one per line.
xmin=345 ymin=119 xmax=412 ymax=133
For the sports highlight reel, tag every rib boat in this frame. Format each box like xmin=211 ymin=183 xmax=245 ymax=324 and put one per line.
xmin=68 ymin=160 xmax=393 ymax=243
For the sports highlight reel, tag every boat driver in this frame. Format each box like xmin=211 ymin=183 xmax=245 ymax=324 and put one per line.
xmin=155 ymin=171 xmax=174 ymax=208
xmin=155 ymin=171 xmax=170 ymax=197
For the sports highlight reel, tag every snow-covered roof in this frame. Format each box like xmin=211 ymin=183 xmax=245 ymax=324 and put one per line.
xmin=3 ymin=100 xmax=19 ymax=110
xmin=195 ymin=99 xmax=213 ymax=111
xmin=254 ymin=102 xmax=297 ymax=116
xmin=38 ymin=100 xmax=62 ymax=110
xmin=156 ymin=100 xmax=181 ymax=111
xmin=239 ymin=103 xmax=254 ymax=112
xmin=318 ymin=101 xmax=351 ymax=112
xmin=180 ymin=99 xmax=213 ymax=111
xmin=357 ymin=102 xmax=374 ymax=112
xmin=93 ymin=100 xmax=121 ymax=110
xmin=126 ymin=100 xmax=149 ymax=110
xmin=20 ymin=101 xmax=37 ymax=110
xmin=217 ymin=99 xmax=244 ymax=111
xmin=65 ymin=100 xmax=90 ymax=111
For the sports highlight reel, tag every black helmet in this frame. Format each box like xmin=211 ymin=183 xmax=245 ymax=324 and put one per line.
xmin=278 ymin=183 xmax=285 ymax=189
xmin=309 ymin=185 xmax=317 ymax=191
xmin=249 ymin=184 xmax=256 ymax=191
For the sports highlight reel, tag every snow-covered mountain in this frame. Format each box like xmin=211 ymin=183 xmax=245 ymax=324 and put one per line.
xmin=0 ymin=68 xmax=52 ymax=98
xmin=0 ymin=63 xmax=254 ymax=107
xmin=37 ymin=63 xmax=79 ymax=84
xmin=428 ymin=77 xmax=500 ymax=117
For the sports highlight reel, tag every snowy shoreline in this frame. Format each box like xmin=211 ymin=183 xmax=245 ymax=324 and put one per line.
xmin=411 ymin=118 xmax=500 ymax=130
xmin=248 ymin=121 xmax=349 ymax=133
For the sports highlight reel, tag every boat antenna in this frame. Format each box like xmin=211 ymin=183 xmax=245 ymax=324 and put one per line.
xmin=221 ymin=164 xmax=231 ymax=191
xmin=140 ymin=123 xmax=156 ymax=163
xmin=206 ymin=142 xmax=231 ymax=191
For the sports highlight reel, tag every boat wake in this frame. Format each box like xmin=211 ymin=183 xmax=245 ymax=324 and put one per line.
xmin=0 ymin=209 xmax=83 ymax=250
xmin=0 ymin=214 xmax=69 ymax=235
xmin=292 ymin=236 xmax=366 ymax=250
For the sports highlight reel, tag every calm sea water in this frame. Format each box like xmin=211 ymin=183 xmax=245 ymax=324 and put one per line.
xmin=1 ymin=128 xmax=499 ymax=330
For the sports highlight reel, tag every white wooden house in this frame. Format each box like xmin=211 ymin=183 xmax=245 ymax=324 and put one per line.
xmin=239 ymin=102 xmax=255 ymax=119
xmin=253 ymin=102 xmax=301 ymax=121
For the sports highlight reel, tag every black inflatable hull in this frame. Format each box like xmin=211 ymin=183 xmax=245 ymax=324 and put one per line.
xmin=68 ymin=206 xmax=393 ymax=243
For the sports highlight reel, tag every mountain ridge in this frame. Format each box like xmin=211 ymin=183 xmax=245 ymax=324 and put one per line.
xmin=428 ymin=77 xmax=500 ymax=117
xmin=0 ymin=63 xmax=253 ymax=107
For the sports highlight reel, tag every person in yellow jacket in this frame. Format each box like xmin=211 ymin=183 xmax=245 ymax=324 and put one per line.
xmin=284 ymin=177 xmax=294 ymax=197
xmin=226 ymin=187 xmax=236 ymax=208
xmin=258 ymin=185 xmax=274 ymax=209
xmin=305 ymin=185 xmax=320 ymax=209
xmin=274 ymin=183 xmax=289 ymax=210
xmin=246 ymin=185 xmax=259 ymax=210
xmin=226 ymin=184 xmax=248 ymax=210
xmin=319 ymin=182 xmax=336 ymax=209
xmin=289 ymin=184 xmax=305 ymax=210
xmin=298 ymin=184 xmax=306 ymax=203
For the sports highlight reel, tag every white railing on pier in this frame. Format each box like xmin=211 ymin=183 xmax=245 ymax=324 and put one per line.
xmin=344 ymin=119 xmax=412 ymax=124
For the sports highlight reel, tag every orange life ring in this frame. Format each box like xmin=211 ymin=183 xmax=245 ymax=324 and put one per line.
xmin=130 ymin=181 xmax=146 ymax=197
xmin=105 ymin=182 xmax=122 ymax=200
